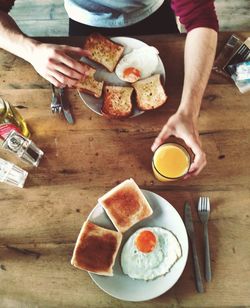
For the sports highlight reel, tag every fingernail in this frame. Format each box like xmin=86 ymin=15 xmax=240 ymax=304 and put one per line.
xmin=84 ymin=50 xmax=92 ymax=56
xmin=189 ymin=166 xmax=195 ymax=172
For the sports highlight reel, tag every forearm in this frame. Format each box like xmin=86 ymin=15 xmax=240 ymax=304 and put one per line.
xmin=178 ymin=28 xmax=217 ymax=119
xmin=0 ymin=11 xmax=38 ymax=63
xmin=0 ymin=11 xmax=91 ymax=87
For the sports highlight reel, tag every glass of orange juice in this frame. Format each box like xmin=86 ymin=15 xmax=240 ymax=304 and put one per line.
xmin=152 ymin=143 xmax=191 ymax=181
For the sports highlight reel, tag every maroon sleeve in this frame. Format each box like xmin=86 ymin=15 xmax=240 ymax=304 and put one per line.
xmin=171 ymin=0 xmax=219 ymax=32
xmin=0 ymin=0 xmax=15 ymax=13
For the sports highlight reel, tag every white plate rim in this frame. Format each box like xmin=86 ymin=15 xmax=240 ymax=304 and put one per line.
xmin=86 ymin=189 xmax=188 ymax=302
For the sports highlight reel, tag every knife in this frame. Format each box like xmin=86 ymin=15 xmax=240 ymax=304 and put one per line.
xmin=184 ymin=201 xmax=204 ymax=293
xmin=58 ymin=88 xmax=74 ymax=124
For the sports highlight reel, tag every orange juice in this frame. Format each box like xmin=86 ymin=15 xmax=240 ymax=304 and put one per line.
xmin=152 ymin=143 xmax=190 ymax=181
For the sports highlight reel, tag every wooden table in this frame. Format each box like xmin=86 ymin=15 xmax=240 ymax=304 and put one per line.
xmin=0 ymin=32 xmax=250 ymax=307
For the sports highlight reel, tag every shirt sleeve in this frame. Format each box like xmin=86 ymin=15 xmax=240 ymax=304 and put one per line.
xmin=0 ymin=0 xmax=15 ymax=13
xmin=171 ymin=0 xmax=219 ymax=33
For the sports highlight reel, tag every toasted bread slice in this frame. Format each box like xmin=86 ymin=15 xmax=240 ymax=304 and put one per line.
xmin=71 ymin=220 xmax=122 ymax=276
xmin=83 ymin=33 xmax=124 ymax=72
xmin=132 ymin=74 xmax=167 ymax=110
xmin=102 ymin=85 xmax=133 ymax=118
xmin=98 ymin=179 xmax=153 ymax=233
xmin=75 ymin=62 xmax=104 ymax=98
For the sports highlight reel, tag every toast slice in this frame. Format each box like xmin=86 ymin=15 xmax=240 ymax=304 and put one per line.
xmin=98 ymin=179 xmax=153 ymax=233
xmin=75 ymin=62 xmax=104 ymax=98
xmin=132 ymin=74 xmax=167 ymax=110
xmin=83 ymin=33 xmax=125 ymax=72
xmin=102 ymin=85 xmax=133 ymax=118
xmin=71 ymin=220 xmax=122 ymax=276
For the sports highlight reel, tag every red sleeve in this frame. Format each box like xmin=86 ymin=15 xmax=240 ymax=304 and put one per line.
xmin=171 ymin=0 xmax=219 ymax=33
xmin=0 ymin=0 xmax=15 ymax=13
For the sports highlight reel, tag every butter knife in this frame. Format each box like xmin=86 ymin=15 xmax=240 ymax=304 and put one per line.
xmin=58 ymin=88 xmax=74 ymax=124
xmin=184 ymin=202 xmax=204 ymax=293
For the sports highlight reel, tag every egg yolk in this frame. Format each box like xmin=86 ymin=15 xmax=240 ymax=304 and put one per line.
xmin=135 ymin=230 xmax=157 ymax=253
xmin=123 ymin=67 xmax=141 ymax=79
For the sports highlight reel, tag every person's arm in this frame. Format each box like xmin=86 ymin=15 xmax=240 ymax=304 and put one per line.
xmin=152 ymin=0 xmax=218 ymax=178
xmin=0 ymin=10 xmax=89 ymax=87
xmin=152 ymin=28 xmax=217 ymax=177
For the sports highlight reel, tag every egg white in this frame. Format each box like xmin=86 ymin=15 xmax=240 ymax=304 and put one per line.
xmin=115 ymin=46 xmax=159 ymax=83
xmin=121 ymin=227 xmax=182 ymax=280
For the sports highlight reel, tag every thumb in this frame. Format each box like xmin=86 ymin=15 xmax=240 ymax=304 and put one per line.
xmin=151 ymin=126 xmax=171 ymax=152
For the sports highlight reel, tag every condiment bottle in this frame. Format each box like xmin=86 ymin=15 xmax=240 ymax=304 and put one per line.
xmin=0 ymin=97 xmax=30 ymax=140
xmin=0 ymin=157 xmax=28 ymax=188
xmin=2 ymin=130 xmax=44 ymax=167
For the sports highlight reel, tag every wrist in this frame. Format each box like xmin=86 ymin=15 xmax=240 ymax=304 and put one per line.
xmin=176 ymin=106 xmax=199 ymax=122
xmin=19 ymin=36 xmax=41 ymax=63
xmin=178 ymin=88 xmax=202 ymax=121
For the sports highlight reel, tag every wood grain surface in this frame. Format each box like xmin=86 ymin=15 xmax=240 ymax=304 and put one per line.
xmin=0 ymin=33 xmax=250 ymax=307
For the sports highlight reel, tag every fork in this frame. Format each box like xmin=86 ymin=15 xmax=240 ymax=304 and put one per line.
xmin=51 ymin=84 xmax=62 ymax=113
xmin=198 ymin=196 xmax=212 ymax=282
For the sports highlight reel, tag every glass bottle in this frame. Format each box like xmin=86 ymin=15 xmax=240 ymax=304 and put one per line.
xmin=2 ymin=131 xmax=44 ymax=167
xmin=0 ymin=98 xmax=30 ymax=140
xmin=0 ymin=157 xmax=28 ymax=188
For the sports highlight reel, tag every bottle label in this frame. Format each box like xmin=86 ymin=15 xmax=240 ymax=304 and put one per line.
xmin=0 ymin=123 xmax=21 ymax=140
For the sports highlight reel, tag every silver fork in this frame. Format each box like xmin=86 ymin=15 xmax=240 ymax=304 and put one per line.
xmin=198 ymin=196 xmax=212 ymax=282
xmin=51 ymin=84 xmax=62 ymax=113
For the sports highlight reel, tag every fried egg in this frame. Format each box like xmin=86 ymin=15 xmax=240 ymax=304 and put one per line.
xmin=121 ymin=227 xmax=182 ymax=280
xmin=115 ymin=46 xmax=159 ymax=83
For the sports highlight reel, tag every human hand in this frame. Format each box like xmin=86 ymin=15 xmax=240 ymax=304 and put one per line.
xmin=151 ymin=112 xmax=207 ymax=178
xmin=29 ymin=43 xmax=90 ymax=87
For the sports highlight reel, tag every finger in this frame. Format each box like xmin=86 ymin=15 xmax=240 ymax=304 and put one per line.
xmin=184 ymin=157 xmax=206 ymax=179
xmin=191 ymin=158 xmax=207 ymax=176
xmin=188 ymin=151 xmax=207 ymax=175
xmin=46 ymin=75 xmax=64 ymax=88
xmin=183 ymin=173 xmax=191 ymax=180
xmin=184 ymin=134 xmax=201 ymax=155
xmin=56 ymin=53 xmax=91 ymax=76
xmin=51 ymin=70 xmax=78 ymax=87
xmin=151 ymin=126 xmax=172 ymax=152
xmin=181 ymin=132 xmax=206 ymax=174
xmin=184 ymin=160 xmax=205 ymax=179
xmin=62 ymin=46 xmax=91 ymax=57
xmin=51 ymin=62 xmax=82 ymax=80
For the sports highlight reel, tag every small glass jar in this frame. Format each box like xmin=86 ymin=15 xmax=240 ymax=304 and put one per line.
xmin=2 ymin=131 xmax=44 ymax=167
xmin=0 ymin=158 xmax=28 ymax=188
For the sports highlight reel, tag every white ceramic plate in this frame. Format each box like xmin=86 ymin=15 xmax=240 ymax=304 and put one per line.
xmin=78 ymin=37 xmax=166 ymax=118
xmin=87 ymin=189 xmax=188 ymax=301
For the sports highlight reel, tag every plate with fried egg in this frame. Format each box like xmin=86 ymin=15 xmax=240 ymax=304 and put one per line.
xmin=77 ymin=33 xmax=166 ymax=119
xmin=87 ymin=187 xmax=188 ymax=301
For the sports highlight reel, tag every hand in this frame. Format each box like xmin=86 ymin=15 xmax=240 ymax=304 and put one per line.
xmin=151 ymin=112 xmax=207 ymax=178
xmin=29 ymin=43 xmax=90 ymax=87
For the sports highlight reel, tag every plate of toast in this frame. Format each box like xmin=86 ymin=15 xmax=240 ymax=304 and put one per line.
xmin=71 ymin=179 xmax=188 ymax=301
xmin=75 ymin=33 xmax=167 ymax=118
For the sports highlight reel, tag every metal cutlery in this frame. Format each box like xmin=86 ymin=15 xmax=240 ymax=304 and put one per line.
xmin=50 ymin=85 xmax=74 ymax=124
xmin=51 ymin=84 xmax=62 ymax=114
xmin=184 ymin=202 xmax=204 ymax=293
xmin=57 ymin=87 xmax=74 ymax=124
xmin=198 ymin=196 xmax=212 ymax=282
